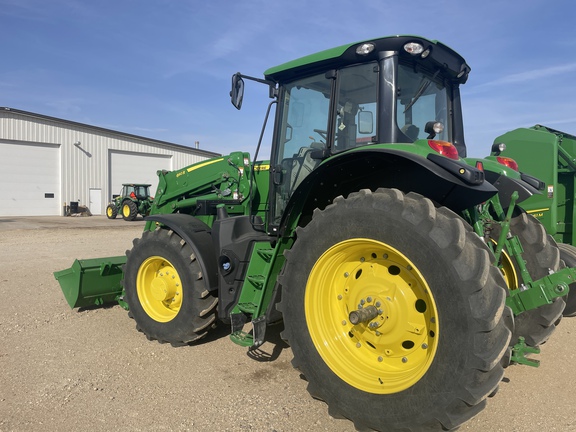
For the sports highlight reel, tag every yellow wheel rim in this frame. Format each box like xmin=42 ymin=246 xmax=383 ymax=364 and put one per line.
xmin=107 ymin=207 xmax=113 ymax=217
xmin=123 ymin=204 xmax=131 ymax=218
xmin=491 ymin=240 xmax=519 ymax=289
xmin=137 ymin=256 xmax=183 ymax=322
xmin=305 ymin=238 xmax=439 ymax=394
xmin=499 ymin=249 xmax=519 ymax=289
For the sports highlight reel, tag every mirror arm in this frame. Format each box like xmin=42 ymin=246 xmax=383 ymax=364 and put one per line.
xmin=236 ymin=73 xmax=276 ymax=94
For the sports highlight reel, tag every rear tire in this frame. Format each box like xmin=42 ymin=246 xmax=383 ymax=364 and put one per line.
xmin=558 ymin=243 xmax=576 ymax=317
xmin=279 ymin=189 xmax=510 ymax=432
xmin=122 ymin=200 xmax=138 ymax=221
xmin=106 ymin=204 xmax=117 ymax=219
xmin=123 ymin=228 xmax=218 ymax=345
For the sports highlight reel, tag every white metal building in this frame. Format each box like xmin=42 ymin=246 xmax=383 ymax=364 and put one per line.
xmin=0 ymin=107 xmax=220 ymax=217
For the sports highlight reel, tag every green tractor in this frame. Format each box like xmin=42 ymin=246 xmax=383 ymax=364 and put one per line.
xmin=54 ymin=36 xmax=574 ymax=431
xmin=106 ymin=183 xmax=153 ymax=221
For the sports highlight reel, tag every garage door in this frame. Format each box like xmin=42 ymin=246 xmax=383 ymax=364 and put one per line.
xmin=109 ymin=151 xmax=172 ymax=199
xmin=0 ymin=141 xmax=60 ymax=216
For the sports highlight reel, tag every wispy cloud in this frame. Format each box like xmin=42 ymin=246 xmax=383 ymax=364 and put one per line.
xmin=0 ymin=0 xmax=92 ymax=21
xmin=478 ymin=63 xmax=576 ymax=87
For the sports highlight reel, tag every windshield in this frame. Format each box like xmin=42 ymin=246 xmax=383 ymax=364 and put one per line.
xmin=396 ymin=64 xmax=450 ymax=142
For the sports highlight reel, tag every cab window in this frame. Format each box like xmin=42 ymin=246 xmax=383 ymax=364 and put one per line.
xmin=396 ymin=64 xmax=450 ymax=142
xmin=332 ymin=62 xmax=378 ymax=152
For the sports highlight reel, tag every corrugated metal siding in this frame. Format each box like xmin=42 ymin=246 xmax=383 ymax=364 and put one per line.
xmin=0 ymin=109 xmax=218 ymax=215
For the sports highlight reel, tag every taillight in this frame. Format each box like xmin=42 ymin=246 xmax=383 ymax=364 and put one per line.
xmin=428 ymin=140 xmax=459 ymax=160
xmin=496 ymin=156 xmax=519 ymax=171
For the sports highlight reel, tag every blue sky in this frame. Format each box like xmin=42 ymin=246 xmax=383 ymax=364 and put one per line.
xmin=2 ymin=0 xmax=575 ymax=158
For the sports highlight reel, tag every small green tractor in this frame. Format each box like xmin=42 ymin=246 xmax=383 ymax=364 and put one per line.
xmin=55 ymin=36 xmax=574 ymax=431
xmin=106 ymin=183 xmax=153 ymax=221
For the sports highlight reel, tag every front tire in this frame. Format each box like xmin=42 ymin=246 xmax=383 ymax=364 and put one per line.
xmin=123 ymin=228 xmax=218 ymax=345
xmin=106 ymin=204 xmax=117 ymax=219
xmin=279 ymin=189 xmax=510 ymax=432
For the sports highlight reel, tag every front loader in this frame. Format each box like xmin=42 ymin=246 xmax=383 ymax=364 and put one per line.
xmin=54 ymin=35 xmax=573 ymax=431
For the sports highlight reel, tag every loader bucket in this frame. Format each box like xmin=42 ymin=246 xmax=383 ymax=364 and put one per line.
xmin=53 ymin=256 xmax=126 ymax=309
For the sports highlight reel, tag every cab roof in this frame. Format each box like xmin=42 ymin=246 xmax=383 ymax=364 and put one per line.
xmin=264 ymin=35 xmax=470 ymax=84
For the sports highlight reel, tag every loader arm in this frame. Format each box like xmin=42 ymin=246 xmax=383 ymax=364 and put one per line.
xmin=150 ymin=152 xmax=253 ymax=222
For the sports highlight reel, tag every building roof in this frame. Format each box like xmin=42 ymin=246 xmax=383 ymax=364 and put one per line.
xmin=1 ymin=106 xmax=220 ymax=158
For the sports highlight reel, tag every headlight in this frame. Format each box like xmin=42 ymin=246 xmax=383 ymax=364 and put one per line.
xmin=356 ymin=43 xmax=375 ymax=55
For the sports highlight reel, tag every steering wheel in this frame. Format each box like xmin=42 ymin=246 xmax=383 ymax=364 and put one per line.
xmin=313 ymin=129 xmax=328 ymax=142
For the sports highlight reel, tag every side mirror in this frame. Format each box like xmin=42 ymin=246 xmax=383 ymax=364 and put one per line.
xmin=230 ymin=73 xmax=244 ymax=110
xmin=358 ymin=110 xmax=373 ymax=134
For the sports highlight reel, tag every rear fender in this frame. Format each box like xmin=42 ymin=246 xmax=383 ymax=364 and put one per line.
xmin=467 ymin=156 xmax=544 ymax=208
xmin=279 ymin=148 xmax=497 ymax=235
xmin=146 ymin=213 xmax=219 ymax=293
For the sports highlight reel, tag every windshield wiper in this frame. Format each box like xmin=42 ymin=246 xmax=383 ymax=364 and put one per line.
xmin=404 ymin=79 xmax=430 ymax=113
xmin=403 ymin=70 xmax=440 ymax=113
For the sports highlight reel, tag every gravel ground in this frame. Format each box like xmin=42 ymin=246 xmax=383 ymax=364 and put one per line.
xmin=0 ymin=216 xmax=575 ymax=432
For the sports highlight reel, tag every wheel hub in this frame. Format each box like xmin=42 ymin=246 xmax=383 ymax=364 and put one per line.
xmin=150 ymin=276 xmax=178 ymax=302
xmin=349 ymin=301 xmax=387 ymax=330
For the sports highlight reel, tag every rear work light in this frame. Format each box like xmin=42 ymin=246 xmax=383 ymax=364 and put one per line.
xmin=428 ymin=140 xmax=459 ymax=160
xmin=496 ymin=156 xmax=519 ymax=172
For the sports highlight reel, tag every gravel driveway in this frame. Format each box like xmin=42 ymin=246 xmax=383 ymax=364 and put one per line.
xmin=0 ymin=216 xmax=574 ymax=432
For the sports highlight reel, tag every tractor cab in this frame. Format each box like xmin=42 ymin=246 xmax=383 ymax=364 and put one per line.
xmin=121 ymin=183 xmax=151 ymax=201
xmin=231 ymin=35 xmax=473 ymax=229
